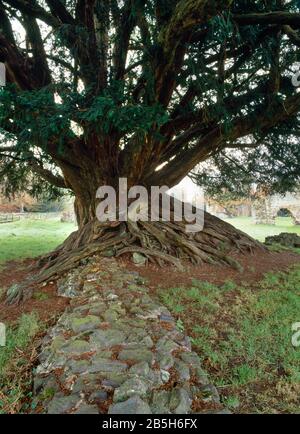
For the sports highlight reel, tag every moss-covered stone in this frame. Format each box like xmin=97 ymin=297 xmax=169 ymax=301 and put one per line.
xmin=70 ymin=315 xmax=101 ymax=333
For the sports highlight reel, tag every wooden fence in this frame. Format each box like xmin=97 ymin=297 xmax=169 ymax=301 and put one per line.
xmin=0 ymin=212 xmax=64 ymax=223
xmin=0 ymin=213 xmax=21 ymax=224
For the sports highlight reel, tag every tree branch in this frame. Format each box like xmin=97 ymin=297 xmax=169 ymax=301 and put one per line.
xmin=22 ymin=14 xmax=52 ymax=86
xmin=45 ymin=0 xmax=76 ymax=25
xmin=0 ymin=1 xmax=15 ymax=43
xmin=113 ymin=0 xmax=146 ymax=81
xmin=3 ymin=0 xmax=59 ymax=27
xmin=28 ymin=159 xmax=68 ymax=189
xmin=148 ymin=93 xmax=300 ymax=188
xmin=155 ymin=0 xmax=233 ymax=106
xmin=233 ymin=12 xmax=300 ymax=28
xmin=0 ymin=33 xmax=37 ymax=89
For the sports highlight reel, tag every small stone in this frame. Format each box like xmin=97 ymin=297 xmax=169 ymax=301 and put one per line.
xmin=72 ymin=374 xmax=102 ymax=393
xmin=109 ymin=396 xmax=151 ymax=414
xmin=57 ymin=273 xmax=82 ymax=298
xmin=160 ymin=314 xmax=174 ymax=323
xmin=138 ymin=308 xmax=162 ymax=320
xmin=160 ymin=370 xmax=170 ymax=383
xmin=199 ymin=384 xmax=220 ymax=403
xmin=102 ymin=379 xmax=119 ymax=389
xmin=110 ymin=303 xmax=126 ymax=314
xmin=88 ymin=302 xmax=107 ymax=315
xmin=61 ymin=339 xmax=92 ymax=355
xmin=33 ymin=376 xmax=46 ymax=396
xmin=70 ymin=316 xmax=101 ymax=333
xmin=175 ymin=360 xmax=190 ymax=381
xmin=89 ymin=391 xmax=108 ymax=402
xmin=125 ymin=320 xmax=147 ymax=330
xmin=85 ymin=273 xmax=99 ymax=282
xmin=114 ymin=378 xmax=150 ymax=402
xmin=90 ymin=357 xmax=128 ymax=374
xmin=107 ymin=293 xmax=118 ymax=300
xmin=148 ymin=371 xmax=164 ymax=388
xmin=130 ymin=306 xmax=144 ymax=315
xmin=182 ymin=336 xmax=192 ymax=351
xmin=119 ymin=349 xmax=154 ymax=364
xmin=73 ymin=404 xmax=99 ymax=414
xmin=72 ymin=378 xmax=87 ymax=393
xmin=47 ymin=394 xmax=80 ymax=414
xmin=102 ymin=372 xmax=129 ymax=386
xmin=141 ymin=336 xmax=154 ymax=348
xmin=151 ymin=391 xmax=171 ymax=414
xmin=129 ymin=362 xmax=150 ymax=377
xmin=83 ymin=281 xmax=98 ymax=292
xmin=132 ymin=253 xmax=147 ymax=265
xmin=72 ymin=305 xmax=89 ymax=314
xmin=156 ymin=337 xmax=179 ymax=353
xmin=36 ymin=354 xmax=67 ymax=375
xmin=103 ymin=309 xmax=119 ymax=322
xmin=51 ymin=336 xmax=67 ymax=352
xmin=194 ymin=367 xmax=209 ymax=385
xmin=66 ymin=359 xmax=91 ymax=374
xmin=141 ymin=295 xmax=153 ymax=304
xmin=157 ymin=353 xmax=174 ymax=370
xmin=180 ymin=351 xmax=201 ymax=365
xmin=90 ymin=329 xmax=126 ymax=348
xmin=169 ymin=388 xmax=191 ymax=414
xmin=34 ymin=375 xmax=59 ymax=396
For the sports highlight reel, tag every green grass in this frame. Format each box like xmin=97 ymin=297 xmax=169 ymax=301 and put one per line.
xmin=158 ymin=266 xmax=300 ymax=413
xmin=0 ymin=218 xmax=76 ymax=264
xmin=226 ymin=216 xmax=300 ymax=242
xmin=0 ymin=313 xmax=42 ymax=413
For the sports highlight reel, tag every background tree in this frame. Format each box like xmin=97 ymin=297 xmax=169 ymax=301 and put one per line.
xmin=1 ymin=0 xmax=300 ymax=294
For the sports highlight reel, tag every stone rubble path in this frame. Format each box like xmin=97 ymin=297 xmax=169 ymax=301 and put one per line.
xmin=32 ymin=258 xmax=227 ymax=414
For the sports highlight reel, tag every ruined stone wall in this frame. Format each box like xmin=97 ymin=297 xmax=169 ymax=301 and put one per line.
xmin=252 ymin=192 xmax=300 ymax=225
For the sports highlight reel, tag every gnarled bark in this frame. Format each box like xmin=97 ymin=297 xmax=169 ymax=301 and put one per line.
xmin=11 ymin=196 xmax=263 ymax=302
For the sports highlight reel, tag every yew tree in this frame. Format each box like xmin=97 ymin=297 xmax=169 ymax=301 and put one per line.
xmin=1 ymin=0 xmax=300 ymax=291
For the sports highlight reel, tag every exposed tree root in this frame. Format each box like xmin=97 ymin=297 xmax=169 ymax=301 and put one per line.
xmin=5 ymin=211 xmax=266 ymax=305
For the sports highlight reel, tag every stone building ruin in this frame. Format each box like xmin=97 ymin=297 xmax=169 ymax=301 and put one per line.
xmin=252 ymin=192 xmax=300 ymax=225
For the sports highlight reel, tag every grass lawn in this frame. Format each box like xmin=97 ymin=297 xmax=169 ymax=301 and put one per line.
xmin=226 ymin=216 xmax=300 ymax=242
xmin=0 ymin=218 xmax=76 ymax=264
xmin=0 ymin=313 xmax=42 ymax=413
xmin=159 ymin=266 xmax=300 ymax=413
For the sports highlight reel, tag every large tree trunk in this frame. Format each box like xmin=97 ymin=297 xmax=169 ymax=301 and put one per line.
xmin=6 ymin=167 xmax=264 ymax=305
xmin=36 ymin=180 xmax=263 ymax=279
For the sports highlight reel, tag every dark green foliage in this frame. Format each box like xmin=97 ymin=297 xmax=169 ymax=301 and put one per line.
xmin=0 ymin=0 xmax=300 ymax=201
xmin=194 ymin=123 xmax=300 ymax=199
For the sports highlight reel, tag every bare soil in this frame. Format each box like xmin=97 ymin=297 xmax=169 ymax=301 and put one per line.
xmin=1 ymin=250 xmax=299 ymax=325
xmin=124 ymin=250 xmax=300 ymax=291
xmin=0 ymin=259 xmax=69 ymax=323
